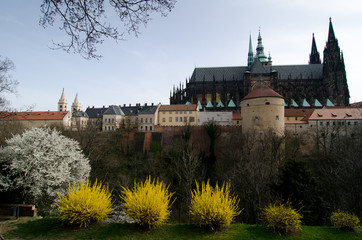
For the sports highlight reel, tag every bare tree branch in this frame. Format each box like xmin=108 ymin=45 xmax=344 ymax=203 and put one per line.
xmin=40 ymin=0 xmax=177 ymax=59
xmin=0 ymin=56 xmax=18 ymax=111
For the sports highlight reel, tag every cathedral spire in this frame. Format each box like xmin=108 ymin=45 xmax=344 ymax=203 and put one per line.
xmin=256 ymin=28 xmax=267 ymax=63
xmin=309 ymin=33 xmax=321 ymax=64
xmin=247 ymin=34 xmax=254 ymax=70
xmin=328 ymin=17 xmax=336 ymax=42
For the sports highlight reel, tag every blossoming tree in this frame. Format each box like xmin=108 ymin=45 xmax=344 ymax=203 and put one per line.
xmin=0 ymin=127 xmax=90 ymax=210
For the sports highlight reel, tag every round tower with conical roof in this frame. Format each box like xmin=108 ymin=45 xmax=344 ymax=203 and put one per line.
xmin=241 ymin=83 xmax=284 ymax=136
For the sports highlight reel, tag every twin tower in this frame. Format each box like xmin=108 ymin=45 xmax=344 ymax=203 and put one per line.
xmin=57 ymin=89 xmax=82 ymax=114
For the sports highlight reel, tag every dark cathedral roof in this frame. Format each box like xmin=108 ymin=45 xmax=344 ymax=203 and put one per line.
xmin=189 ymin=63 xmax=323 ymax=82
xmin=268 ymin=64 xmax=323 ymax=80
xmin=190 ymin=66 xmax=248 ymax=82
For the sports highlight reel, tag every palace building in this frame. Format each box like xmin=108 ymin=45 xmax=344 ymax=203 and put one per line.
xmin=170 ymin=18 xmax=350 ymax=111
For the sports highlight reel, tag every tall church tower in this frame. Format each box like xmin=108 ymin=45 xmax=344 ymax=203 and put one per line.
xmin=58 ymin=88 xmax=67 ymax=111
xmin=322 ymin=18 xmax=349 ymax=106
xmin=71 ymin=94 xmax=82 ymax=114
xmin=309 ymin=33 xmax=321 ymax=64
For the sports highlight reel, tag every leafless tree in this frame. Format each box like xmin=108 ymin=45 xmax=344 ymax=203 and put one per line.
xmin=40 ymin=0 xmax=177 ymax=59
xmin=0 ymin=56 xmax=18 ymax=112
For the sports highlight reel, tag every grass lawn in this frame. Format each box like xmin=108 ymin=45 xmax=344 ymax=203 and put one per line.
xmin=2 ymin=217 xmax=362 ymax=240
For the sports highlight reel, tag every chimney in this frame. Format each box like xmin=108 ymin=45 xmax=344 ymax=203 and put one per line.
xmin=144 ymin=103 xmax=147 ymax=106
xmin=151 ymin=103 xmax=154 ymax=106
xmin=129 ymin=104 xmax=131 ymax=107
xmin=123 ymin=104 xmax=126 ymax=107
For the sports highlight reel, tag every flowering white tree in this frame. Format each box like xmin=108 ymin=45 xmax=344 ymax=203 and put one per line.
xmin=0 ymin=127 xmax=90 ymax=208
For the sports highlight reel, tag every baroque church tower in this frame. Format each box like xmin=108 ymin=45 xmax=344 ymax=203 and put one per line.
xmin=322 ymin=18 xmax=349 ymax=106
xmin=58 ymin=88 xmax=67 ymax=111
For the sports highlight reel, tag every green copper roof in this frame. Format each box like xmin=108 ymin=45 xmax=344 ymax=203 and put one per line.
xmin=326 ymin=98 xmax=335 ymax=107
xmin=285 ymin=101 xmax=288 ymax=107
xmin=291 ymin=99 xmax=299 ymax=107
xmin=301 ymin=99 xmax=311 ymax=107
xmin=197 ymin=101 xmax=203 ymax=110
xmin=185 ymin=101 xmax=191 ymax=105
xmin=216 ymin=100 xmax=224 ymax=107
xmin=228 ymin=99 xmax=236 ymax=107
xmin=206 ymin=100 xmax=213 ymax=108
xmin=313 ymin=99 xmax=323 ymax=107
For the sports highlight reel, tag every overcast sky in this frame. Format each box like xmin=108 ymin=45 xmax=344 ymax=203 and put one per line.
xmin=1 ymin=0 xmax=361 ymax=111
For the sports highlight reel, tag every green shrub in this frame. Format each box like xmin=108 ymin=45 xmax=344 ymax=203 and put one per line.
xmin=120 ymin=176 xmax=174 ymax=228
xmin=261 ymin=201 xmax=302 ymax=234
xmin=189 ymin=180 xmax=241 ymax=231
xmin=330 ymin=210 xmax=360 ymax=231
xmin=57 ymin=179 xmax=113 ymax=227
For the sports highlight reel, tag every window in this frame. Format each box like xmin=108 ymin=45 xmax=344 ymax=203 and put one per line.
xmin=150 ymin=126 xmax=152 ymax=131
xmin=169 ymin=117 xmax=172 ymax=122
xmin=163 ymin=118 xmax=165 ymax=122
xmin=141 ymin=118 xmax=143 ymax=123
xmin=184 ymin=117 xmax=187 ymax=122
xmin=190 ymin=117 xmax=195 ymax=122
xmin=295 ymin=117 xmax=298 ymax=120
xmin=265 ymin=102 xmax=270 ymax=105
xmin=104 ymin=118 xmax=107 ymax=123
xmin=287 ymin=117 xmax=289 ymax=120
xmin=276 ymin=115 xmax=279 ymax=120
xmin=112 ymin=126 xmax=114 ymax=130
xmin=180 ymin=111 xmax=182 ymax=114
xmin=150 ymin=118 xmax=152 ymax=123
xmin=348 ymin=122 xmax=351 ymax=126
xmin=189 ymin=111 xmax=192 ymax=114
xmin=320 ymin=122 xmax=323 ymax=126
xmin=354 ymin=121 xmax=357 ymax=126
xmin=141 ymin=126 xmax=143 ymax=130
xmin=169 ymin=111 xmax=172 ymax=114
xmin=145 ymin=126 xmax=148 ymax=131
xmin=145 ymin=118 xmax=148 ymax=123
xmin=108 ymin=119 xmax=111 ymax=123
xmin=180 ymin=117 xmax=183 ymax=122
xmin=327 ymin=122 xmax=330 ymax=126
xmin=112 ymin=118 xmax=115 ymax=123
xmin=184 ymin=111 xmax=186 ymax=114
xmin=176 ymin=117 xmax=178 ymax=122
xmin=163 ymin=112 xmax=165 ymax=114
xmin=333 ymin=122 xmax=336 ymax=126
xmin=176 ymin=111 xmax=178 ymax=114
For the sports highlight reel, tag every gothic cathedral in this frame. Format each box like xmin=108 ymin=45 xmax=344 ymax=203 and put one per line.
xmin=170 ymin=18 xmax=350 ymax=110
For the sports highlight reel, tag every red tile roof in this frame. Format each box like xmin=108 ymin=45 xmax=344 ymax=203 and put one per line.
xmin=159 ymin=104 xmax=198 ymax=111
xmin=285 ymin=109 xmax=314 ymax=118
xmin=308 ymin=108 xmax=362 ymax=120
xmin=233 ymin=113 xmax=242 ymax=120
xmin=243 ymin=84 xmax=283 ymax=100
xmin=0 ymin=111 xmax=69 ymax=121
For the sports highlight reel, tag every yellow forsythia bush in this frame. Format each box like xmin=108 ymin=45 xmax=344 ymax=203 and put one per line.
xmin=57 ymin=179 xmax=113 ymax=228
xmin=189 ymin=181 xmax=241 ymax=231
xmin=330 ymin=210 xmax=360 ymax=230
xmin=120 ymin=176 xmax=174 ymax=228
xmin=261 ymin=201 xmax=302 ymax=234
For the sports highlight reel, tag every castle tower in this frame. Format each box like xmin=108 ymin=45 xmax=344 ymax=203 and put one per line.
xmin=71 ymin=94 xmax=82 ymax=114
xmin=322 ymin=18 xmax=349 ymax=106
xmin=241 ymin=83 xmax=284 ymax=136
xmin=58 ymin=88 xmax=67 ymax=111
xmin=309 ymin=33 xmax=321 ymax=64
